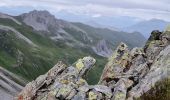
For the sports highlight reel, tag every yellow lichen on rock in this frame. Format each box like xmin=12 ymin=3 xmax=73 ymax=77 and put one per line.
xmin=56 ymin=86 xmax=72 ymax=98
xmin=76 ymin=78 xmax=86 ymax=86
xmin=60 ymin=79 xmax=69 ymax=84
xmin=114 ymin=92 xmax=126 ymax=100
xmin=76 ymin=59 xmax=84 ymax=71
xmin=88 ymin=91 xmax=97 ymax=100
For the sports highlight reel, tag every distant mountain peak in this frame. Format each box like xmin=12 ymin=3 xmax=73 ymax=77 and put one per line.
xmin=124 ymin=18 xmax=170 ymax=38
xmin=20 ymin=10 xmax=59 ymax=31
xmin=26 ymin=10 xmax=57 ymax=21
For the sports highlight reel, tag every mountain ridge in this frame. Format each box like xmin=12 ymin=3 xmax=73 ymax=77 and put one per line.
xmin=124 ymin=18 xmax=170 ymax=38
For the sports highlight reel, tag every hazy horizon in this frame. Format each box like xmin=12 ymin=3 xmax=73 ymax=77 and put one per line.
xmin=0 ymin=0 xmax=170 ymax=29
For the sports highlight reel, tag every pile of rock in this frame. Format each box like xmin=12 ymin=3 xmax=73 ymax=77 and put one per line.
xmin=17 ymin=30 xmax=170 ymax=100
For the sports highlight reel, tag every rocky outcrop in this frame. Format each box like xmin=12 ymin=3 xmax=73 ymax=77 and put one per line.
xmin=92 ymin=39 xmax=113 ymax=57
xmin=99 ymin=30 xmax=170 ymax=100
xmin=17 ymin=30 xmax=170 ymax=100
xmin=17 ymin=57 xmax=96 ymax=100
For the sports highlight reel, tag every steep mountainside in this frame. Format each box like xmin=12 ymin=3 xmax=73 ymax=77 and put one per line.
xmin=17 ymin=30 xmax=170 ymax=100
xmin=18 ymin=10 xmax=146 ymax=51
xmin=0 ymin=14 xmax=102 ymax=83
xmin=0 ymin=10 xmax=146 ymax=86
xmin=92 ymin=39 xmax=113 ymax=57
xmin=72 ymin=22 xmax=146 ymax=48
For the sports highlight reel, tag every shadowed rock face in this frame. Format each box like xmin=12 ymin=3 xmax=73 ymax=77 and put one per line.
xmin=17 ymin=30 xmax=170 ymax=100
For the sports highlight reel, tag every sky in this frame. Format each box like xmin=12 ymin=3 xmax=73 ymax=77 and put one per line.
xmin=0 ymin=0 xmax=170 ymax=27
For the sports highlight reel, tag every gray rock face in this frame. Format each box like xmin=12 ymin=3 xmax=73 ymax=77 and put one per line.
xmin=21 ymin=10 xmax=70 ymax=42
xmin=20 ymin=10 xmax=91 ymax=44
xmin=128 ymin=45 xmax=170 ymax=99
xmin=21 ymin=10 xmax=59 ymax=32
xmin=92 ymin=39 xmax=113 ymax=57
xmin=17 ymin=30 xmax=170 ymax=100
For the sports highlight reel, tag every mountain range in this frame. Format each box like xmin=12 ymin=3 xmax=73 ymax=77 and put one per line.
xmin=123 ymin=19 xmax=170 ymax=38
xmin=85 ymin=18 xmax=170 ymax=38
xmin=55 ymin=11 xmax=170 ymax=38
xmin=0 ymin=10 xmax=146 ymax=86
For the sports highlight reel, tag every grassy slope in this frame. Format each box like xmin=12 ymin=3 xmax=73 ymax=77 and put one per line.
xmin=140 ymin=79 xmax=170 ymax=100
xmin=0 ymin=18 xmax=106 ymax=84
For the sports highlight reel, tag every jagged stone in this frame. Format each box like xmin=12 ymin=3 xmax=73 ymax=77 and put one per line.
xmin=99 ymin=42 xmax=131 ymax=84
xmin=72 ymin=92 xmax=86 ymax=100
xmin=128 ymin=45 xmax=170 ymax=99
xmin=88 ymin=91 xmax=98 ymax=100
xmin=17 ymin=30 xmax=170 ymax=100
xmin=93 ymin=85 xmax=112 ymax=98
xmin=66 ymin=89 xmax=77 ymax=99
xmin=17 ymin=61 xmax=67 ymax=100
xmin=112 ymin=78 xmax=133 ymax=100
xmin=144 ymin=31 xmax=169 ymax=62
xmin=17 ymin=56 xmax=96 ymax=100
xmin=56 ymin=84 xmax=73 ymax=98
xmin=130 ymin=47 xmax=144 ymax=58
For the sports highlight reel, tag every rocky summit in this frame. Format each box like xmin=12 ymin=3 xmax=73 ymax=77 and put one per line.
xmin=17 ymin=30 xmax=170 ymax=100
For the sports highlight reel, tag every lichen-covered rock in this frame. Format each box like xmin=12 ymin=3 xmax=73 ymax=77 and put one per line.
xmin=112 ymin=78 xmax=133 ymax=100
xmin=128 ymin=45 xmax=170 ymax=99
xmin=93 ymin=85 xmax=112 ymax=98
xmin=17 ymin=30 xmax=170 ymax=100
xmin=17 ymin=61 xmax=67 ymax=100
xmin=17 ymin=56 xmax=96 ymax=100
xmin=99 ymin=42 xmax=131 ymax=85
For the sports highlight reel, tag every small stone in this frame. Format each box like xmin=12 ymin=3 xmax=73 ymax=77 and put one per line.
xmin=88 ymin=91 xmax=97 ymax=100
xmin=56 ymin=85 xmax=73 ymax=98
xmin=78 ymin=86 xmax=89 ymax=92
xmin=113 ymin=92 xmax=126 ymax=100
xmin=72 ymin=92 xmax=86 ymax=100
xmin=76 ymin=78 xmax=87 ymax=86
xmin=93 ymin=85 xmax=112 ymax=98
xmin=66 ymin=89 xmax=77 ymax=99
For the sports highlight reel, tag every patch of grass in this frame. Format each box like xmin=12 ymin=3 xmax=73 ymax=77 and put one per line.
xmin=140 ymin=78 xmax=170 ymax=100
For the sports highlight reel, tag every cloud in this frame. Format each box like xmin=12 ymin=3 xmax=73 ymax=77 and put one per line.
xmin=0 ymin=0 xmax=170 ymax=21
xmin=92 ymin=14 xmax=102 ymax=18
